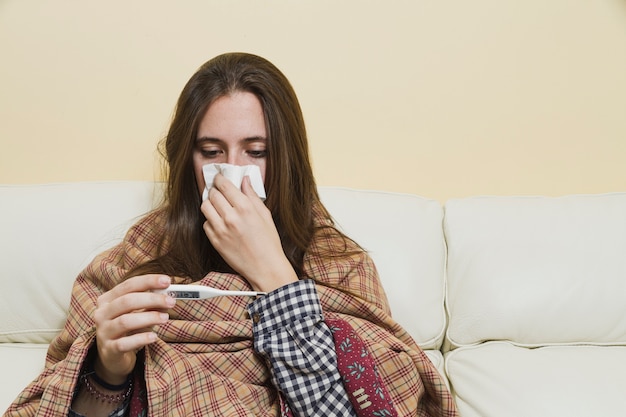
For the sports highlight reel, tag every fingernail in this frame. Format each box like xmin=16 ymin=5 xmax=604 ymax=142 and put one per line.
xmin=165 ymin=296 xmax=176 ymax=307
xmin=159 ymin=276 xmax=170 ymax=285
xmin=159 ymin=312 xmax=169 ymax=322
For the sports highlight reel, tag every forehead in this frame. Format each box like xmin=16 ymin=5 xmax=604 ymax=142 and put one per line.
xmin=197 ymin=92 xmax=266 ymax=138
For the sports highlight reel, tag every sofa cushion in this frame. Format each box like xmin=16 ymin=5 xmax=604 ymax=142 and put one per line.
xmin=0 ymin=344 xmax=48 ymax=411
xmin=444 ymin=193 xmax=626 ymax=348
xmin=445 ymin=341 xmax=626 ymax=417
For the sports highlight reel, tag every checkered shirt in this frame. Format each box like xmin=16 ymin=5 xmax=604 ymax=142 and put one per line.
xmin=248 ymin=279 xmax=358 ymax=416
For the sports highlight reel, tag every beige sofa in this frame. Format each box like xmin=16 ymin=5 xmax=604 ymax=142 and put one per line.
xmin=2 ymin=182 xmax=626 ymax=416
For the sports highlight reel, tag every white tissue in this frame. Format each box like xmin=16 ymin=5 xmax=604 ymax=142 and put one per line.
xmin=202 ymin=163 xmax=266 ymax=201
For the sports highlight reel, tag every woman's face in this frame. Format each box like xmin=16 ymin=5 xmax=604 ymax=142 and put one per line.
xmin=193 ymin=91 xmax=268 ymax=196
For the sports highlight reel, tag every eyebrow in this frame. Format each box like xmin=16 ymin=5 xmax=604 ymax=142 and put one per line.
xmin=195 ymin=136 xmax=267 ymax=144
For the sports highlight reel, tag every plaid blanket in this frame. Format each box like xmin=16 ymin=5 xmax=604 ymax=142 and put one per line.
xmin=4 ymin=209 xmax=457 ymax=417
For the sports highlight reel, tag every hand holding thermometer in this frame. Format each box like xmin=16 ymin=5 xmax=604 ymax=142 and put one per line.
xmin=153 ymin=284 xmax=266 ymax=300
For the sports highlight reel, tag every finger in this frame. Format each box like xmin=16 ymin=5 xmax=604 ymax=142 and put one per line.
xmin=212 ymin=173 xmax=249 ymax=209
xmin=96 ymin=291 xmax=176 ymax=327
xmin=205 ymin=185 xmax=233 ymax=218
xmin=201 ymin=195 xmax=228 ymax=239
xmin=98 ymin=274 xmax=171 ymax=305
xmin=104 ymin=310 xmax=169 ymax=341
xmin=111 ymin=331 xmax=159 ymax=353
xmin=241 ymin=176 xmax=270 ymax=216
xmin=240 ymin=175 xmax=258 ymax=199
xmin=205 ymin=186 xmax=251 ymax=232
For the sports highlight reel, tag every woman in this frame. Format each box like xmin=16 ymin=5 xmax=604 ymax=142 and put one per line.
xmin=4 ymin=53 xmax=457 ymax=417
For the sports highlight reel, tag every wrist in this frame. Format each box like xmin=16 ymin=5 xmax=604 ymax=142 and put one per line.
xmin=90 ymin=368 xmax=132 ymax=392
xmin=92 ymin=356 xmax=131 ymax=387
xmin=252 ymin=262 xmax=298 ymax=293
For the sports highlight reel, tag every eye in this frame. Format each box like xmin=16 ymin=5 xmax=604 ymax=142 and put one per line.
xmin=247 ymin=149 xmax=267 ymax=159
xmin=199 ymin=149 xmax=222 ymax=159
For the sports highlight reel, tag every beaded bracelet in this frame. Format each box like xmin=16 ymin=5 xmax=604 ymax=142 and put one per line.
xmin=81 ymin=372 xmax=133 ymax=404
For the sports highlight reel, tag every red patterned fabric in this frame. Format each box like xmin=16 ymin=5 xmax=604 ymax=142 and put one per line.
xmin=328 ymin=318 xmax=398 ymax=416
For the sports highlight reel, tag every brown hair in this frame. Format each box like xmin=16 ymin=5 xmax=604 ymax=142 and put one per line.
xmin=130 ymin=52 xmax=339 ymax=280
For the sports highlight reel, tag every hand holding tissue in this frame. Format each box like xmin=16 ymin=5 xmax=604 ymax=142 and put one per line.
xmin=202 ymin=163 xmax=266 ymax=201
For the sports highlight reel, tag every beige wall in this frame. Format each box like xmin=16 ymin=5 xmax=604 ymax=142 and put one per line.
xmin=1 ymin=0 xmax=625 ymax=202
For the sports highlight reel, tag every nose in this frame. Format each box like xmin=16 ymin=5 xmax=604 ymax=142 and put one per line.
xmin=226 ymin=153 xmax=245 ymax=166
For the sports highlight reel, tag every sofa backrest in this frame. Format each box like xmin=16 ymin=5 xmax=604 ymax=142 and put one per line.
xmin=0 ymin=183 xmax=447 ymax=350
xmin=0 ymin=182 xmax=161 ymax=344
xmin=319 ymin=187 xmax=447 ymax=350
xmin=444 ymin=193 xmax=626 ymax=348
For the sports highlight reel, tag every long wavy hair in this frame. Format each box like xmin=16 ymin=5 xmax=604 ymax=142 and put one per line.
xmin=130 ymin=52 xmax=343 ymax=281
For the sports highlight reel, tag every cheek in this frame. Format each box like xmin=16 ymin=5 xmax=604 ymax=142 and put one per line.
xmin=192 ymin=154 xmax=206 ymax=195
xmin=259 ymin=162 xmax=267 ymax=184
